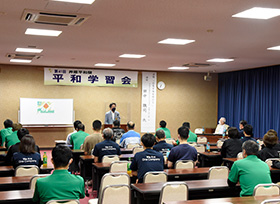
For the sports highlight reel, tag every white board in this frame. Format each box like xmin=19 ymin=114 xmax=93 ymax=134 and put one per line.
xmin=19 ymin=98 xmax=74 ymax=125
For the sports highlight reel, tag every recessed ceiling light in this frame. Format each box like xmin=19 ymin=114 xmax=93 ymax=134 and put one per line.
xmin=207 ymin=58 xmax=234 ymax=62
xmin=158 ymin=38 xmax=195 ymax=45
xmin=119 ymin=54 xmax=146 ymax=58
xmin=168 ymin=67 xmax=189 ymax=70
xmin=94 ymin=63 xmax=116 ymax=67
xmin=16 ymin=48 xmax=43 ymax=53
xmin=51 ymin=0 xmax=95 ymax=4
xmin=25 ymin=28 xmax=62 ymax=37
xmin=267 ymin=45 xmax=280 ymax=50
xmin=232 ymin=7 xmax=280 ymax=19
xmin=10 ymin=59 xmax=32 ymax=63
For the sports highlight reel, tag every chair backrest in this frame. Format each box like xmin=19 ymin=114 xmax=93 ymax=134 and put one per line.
xmin=102 ymin=155 xmax=120 ymax=163
xmin=197 ymin=136 xmax=207 ymax=144
xmin=261 ymin=198 xmax=280 ymax=204
xmin=126 ymin=143 xmax=140 ymax=149
xmin=109 ymin=161 xmax=128 ymax=173
xmin=99 ymin=184 xmax=130 ymax=204
xmin=30 ymin=174 xmax=50 ymax=190
xmin=132 ymin=146 xmax=144 ymax=154
xmin=216 ymin=140 xmax=224 ymax=148
xmin=115 ymin=139 xmax=120 ymax=145
xmin=175 ymin=160 xmax=194 ymax=169
xmin=253 ymin=183 xmax=280 ymax=196
xmin=265 ymin=158 xmax=280 ymax=167
xmin=237 ymin=152 xmax=243 ymax=159
xmin=158 ymin=182 xmax=188 ymax=204
xmin=194 ymin=128 xmax=204 ymax=134
xmin=165 ymin=139 xmax=175 ymax=145
xmin=46 ymin=200 xmax=80 ymax=204
xmin=15 ymin=165 xmax=39 ymax=177
xmin=143 ymin=171 xmax=168 ymax=183
xmin=194 ymin=145 xmax=205 ymax=153
xmin=208 ymin=166 xmax=229 ymax=179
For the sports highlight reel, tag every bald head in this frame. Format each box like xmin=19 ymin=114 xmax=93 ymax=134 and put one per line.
xmin=127 ymin=121 xmax=135 ymax=130
xmin=103 ymin=128 xmax=113 ymax=140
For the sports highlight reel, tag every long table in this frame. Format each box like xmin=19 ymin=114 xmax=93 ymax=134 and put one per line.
xmin=0 ymin=176 xmax=32 ymax=191
xmin=198 ymin=152 xmax=222 ymax=167
xmin=0 ymin=189 xmax=34 ymax=204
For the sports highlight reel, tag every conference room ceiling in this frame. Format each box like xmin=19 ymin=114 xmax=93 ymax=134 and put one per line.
xmin=1 ymin=0 xmax=280 ymax=73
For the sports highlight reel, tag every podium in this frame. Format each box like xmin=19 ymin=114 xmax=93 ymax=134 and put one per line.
xmin=103 ymin=124 xmax=128 ymax=132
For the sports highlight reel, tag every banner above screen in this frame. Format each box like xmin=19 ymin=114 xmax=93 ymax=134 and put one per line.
xmin=44 ymin=68 xmax=138 ymax=87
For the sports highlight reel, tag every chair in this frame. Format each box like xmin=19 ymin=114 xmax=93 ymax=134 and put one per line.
xmin=237 ymin=152 xmax=243 ymax=159
xmin=98 ymin=184 xmax=130 ymax=204
xmin=216 ymin=140 xmax=224 ymax=148
xmin=46 ymin=200 xmax=80 ymax=204
xmin=127 ymin=143 xmax=140 ymax=149
xmin=143 ymin=171 xmax=167 ymax=183
xmin=197 ymin=136 xmax=207 ymax=144
xmin=194 ymin=145 xmax=205 ymax=153
xmin=15 ymin=165 xmax=39 ymax=177
xmin=261 ymin=198 xmax=280 ymax=204
xmin=165 ymin=139 xmax=175 ymax=145
xmin=102 ymin=155 xmax=119 ymax=163
xmin=208 ymin=166 xmax=229 ymax=179
xmin=109 ymin=161 xmax=128 ymax=173
xmin=132 ymin=146 xmax=144 ymax=154
xmin=265 ymin=158 xmax=280 ymax=167
xmin=30 ymin=174 xmax=50 ymax=190
xmin=175 ymin=160 xmax=194 ymax=169
xmin=253 ymin=183 xmax=280 ymax=196
xmin=194 ymin=128 xmax=204 ymax=134
xmin=158 ymin=182 xmax=188 ymax=204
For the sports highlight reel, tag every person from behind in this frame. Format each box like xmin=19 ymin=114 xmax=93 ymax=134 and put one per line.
xmin=241 ymin=124 xmax=257 ymax=144
xmin=168 ymin=126 xmax=197 ymax=168
xmin=257 ymin=129 xmax=280 ymax=161
xmin=239 ymin=120 xmax=248 ymax=139
xmin=120 ymin=121 xmax=140 ymax=148
xmin=0 ymin=119 xmax=13 ymax=146
xmin=105 ymin=102 xmax=121 ymax=124
xmin=66 ymin=120 xmax=82 ymax=146
xmin=182 ymin=122 xmax=197 ymax=143
xmin=228 ymin=140 xmax=272 ymax=196
xmin=83 ymin=120 xmax=103 ymax=155
xmin=153 ymin=129 xmax=173 ymax=155
xmin=70 ymin=123 xmax=89 ymax=150
xmin=156 ymin=120 xmax=171 ymax=139
xmin=12 ymin=135 xmax=42 ymax=168
xmin=93 ymin=128 xmax=121 ymax=162
xmin=5 ymin=123 xmax=22 ymax=149
xmin=221 ymin=127 xmax=242 ymax=158
xmin=112 ymin=120 xmax=125 ymax=143
xmin=33 ymin=145 xmax=85 ymax=203
xmin=130 ymin=133 xmax=164 ymax=183
xmin=214 ymin=117 xmax=229 ymax=134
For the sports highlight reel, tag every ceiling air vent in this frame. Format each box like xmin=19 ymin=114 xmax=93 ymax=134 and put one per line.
xmin=182 ymin=63 xmax=212 ymax=68
xmin=6 ymin=53 xmax=42 ymax=60
xmin=21 ymin=9 xmax=90 ymax=26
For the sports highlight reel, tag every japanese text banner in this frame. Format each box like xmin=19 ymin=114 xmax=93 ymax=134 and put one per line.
xmin=44 ymin=68 xmax=138 ymax=87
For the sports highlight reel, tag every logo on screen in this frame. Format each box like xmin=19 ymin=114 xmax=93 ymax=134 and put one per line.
xmin=37 ymin=101 xmax=54 ymax=113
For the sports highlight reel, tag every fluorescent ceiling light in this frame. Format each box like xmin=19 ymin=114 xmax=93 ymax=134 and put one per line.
xmin=158 ymin=38 xmax=195 ymax=45
xmin=52 ymin=0 xmax=95 ymax=4
xmin=168 ymin=66 xmax=189 ymax=70
xmin=16 ymin=48 xmax=43 ymax=53
xmin=119 ymin=54 xmax=146 ymax=58
xmin=267 ymin=45 xmax=280 ymax=50
xmin=232 ymin=7 xmax=280 ymax=19
xmin=25 ymin=28 xmax=62 ymax=37
xmin=94 ymin=63 xmax=116 ymax=67
xmin=207 ymin=58 xmax=234 ymax=63
xmin=10 ymin=59 xmax=32 ymax=63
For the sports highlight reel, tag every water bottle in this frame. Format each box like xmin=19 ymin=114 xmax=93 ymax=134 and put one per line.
xmin=127 ymin=157 xmax=132 ymax=174
xmin=202 ymin=127 xmax=205 ymax=134
xmin=43 ymin=152 xmax=48 ymax=167
xmin=206 ymin=142 xmax=210 ymax=152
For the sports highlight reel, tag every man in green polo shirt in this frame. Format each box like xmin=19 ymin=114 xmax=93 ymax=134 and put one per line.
xmin=70 ymin=123 xmax=89 ymax=150
xmin=228 ymin=140 xmax=272 ymax=196
xmin=156 ymin=120 xmax=171 ymax=139
xmin=0 ymin=119 xmax=13 ymax=146
xmin=5 ymin=123 xmax=21 ymax=149
xmin=33 ymin=145 xmax=85 ymax=204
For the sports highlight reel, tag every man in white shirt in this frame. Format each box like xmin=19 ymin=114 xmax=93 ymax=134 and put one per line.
xmin=214 ymin=117 xmax=229 ymax=134
xmin=105 ymin=103 xmax=120 ymax=124
xmin=66 ymin=120 xmax=82 ymax=145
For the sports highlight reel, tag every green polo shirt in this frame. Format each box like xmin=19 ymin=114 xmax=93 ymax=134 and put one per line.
xmin=0 ymin=127 xmax=13 ymax=146
xmin=70 ymin=130 xmax=89 ymax=150
xmin=156 ymin=127 xmax=171 ymax=139
xmin=228 ymin=155 xmax=272 ymax=196
xmin=5 ymin=131 xmax=20 ymax=149
xmin=187 ymin=130 xmax=197 ymax=143
xmin=33 ymin=169 xmax=85 ymax=204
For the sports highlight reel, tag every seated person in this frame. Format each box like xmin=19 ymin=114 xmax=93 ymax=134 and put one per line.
xmin=214 ymin=117 xmax=229 ymax=134
xmin=112 ymin=120 xmax=125 ymax=143
xmin=130 ymin=133 xmax=164 ymax=183
xmin=228 ymin=140 xmax=272 ymax=196
xmin=0 ymin=119 xmax=13 ymax=146
xmin=153 ymin=129 xmax=173 ymax=155
xmin=93 ymin=128 xmax=121 ymax=162
xmin=156 ymin=120 xmax=171 ymax=139
xmin=238 ymin=120 xmax=247 ymax=139
xmin=221 ymin=127 xmax=242 ymax=158
xmin=257 ymin=129 xmax=280 ymax=161
xmin=33 ymin=145 xmax=85 ymax=203
xmin=120 ymin=121 xmax=140 ymax=148
xmin=182 ymin=122 xmax=197 ymax=143
xmin=5 ymin=128 xmax=40 ymax=165
xmin=168 ymin=126 xmax=197 ymax=168
xmin=5 ymin=123 xmax=22 ymax=149
xmin=12 ymin=135 xmax=42 ymax=168
xmin=83 ymin=120 xmax=103 ymax=155
xmin=70 ymin=123 xmax=89 ymax=150
xmin=66 ymin=120 xmax=82 ymax=146
xmin=240 ymin=124 xmax=257 ymax=144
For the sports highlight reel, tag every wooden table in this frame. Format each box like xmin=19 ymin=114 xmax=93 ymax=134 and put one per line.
xmin=120 ymin=148 xmax=133 ymax=154
xmin=196 ymin=134 xmax=228 ymax=143
xmin=198 ymin=152 xmax=222 ymax=167
xmin=0 ymin=176 xmax=32 ymax=191
xmin=70 ymin=149 xmax=84 ymax=172
xmin=131 ymin=179 xmax=240 ymax=204
xmin=0 ymin=189 xmax=34 ymax=204
xmin=0 ymin=166 xmax=53 ymax=177
xmin=80 ymin=155 xmax=94 ymax=181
